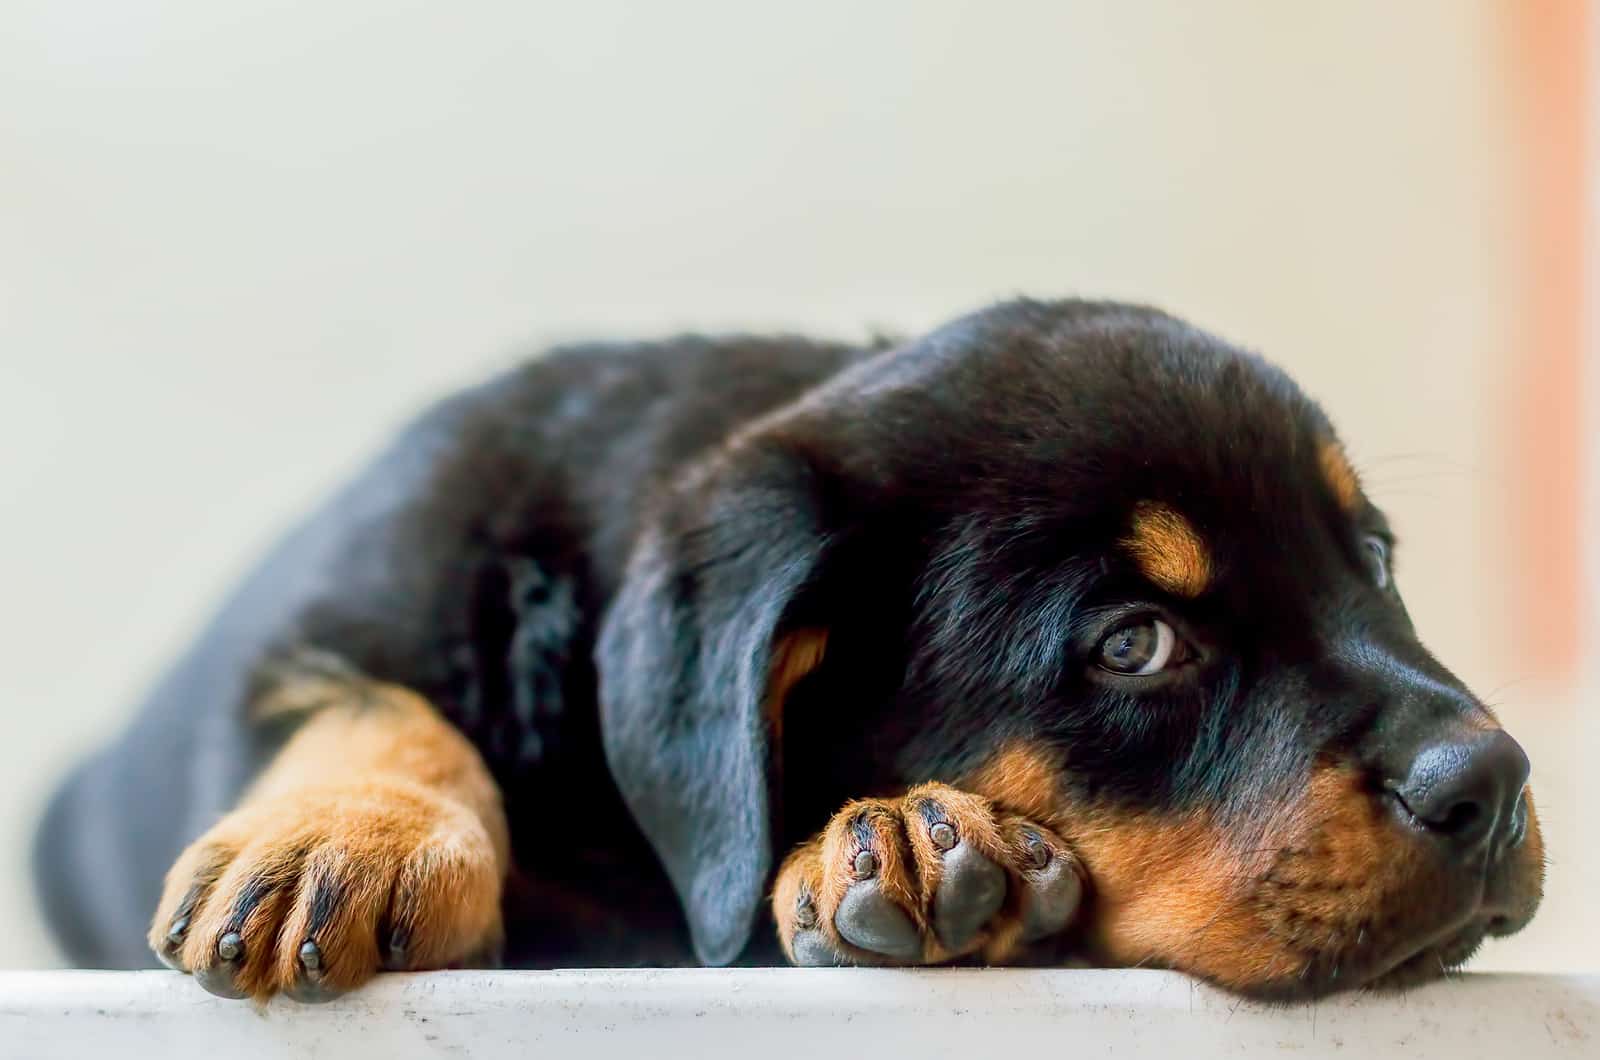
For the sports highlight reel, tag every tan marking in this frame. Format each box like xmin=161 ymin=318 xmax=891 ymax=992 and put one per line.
xmin=150 ymin=672 xmax=509 ymax=1000
xmin=960 ymin=741 xmax=1070 ymax=823
xmin=1121 ymin=502 xmax=1212 ymax=597
xmin=1319 ymin=441 xmax=1363 ymax=511
xmin=963 ymin=743 xmax=1276 ymax=984
xmin=1071 ymin=810 xmax=1298 ymax=987
xmin=764 ymin=628 xmax=829 ymax=742
xmin=958 ymin=743 xmax=1545 ymax=994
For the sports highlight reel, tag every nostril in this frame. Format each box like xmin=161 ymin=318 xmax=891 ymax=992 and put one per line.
xmin=1392 ymin=731 xmax=1530 ymax=852
xmin=1392 ymin=775 xmax=1491 ymax=845
xmin=1435 ymin=800 xmax=1482 ymax=837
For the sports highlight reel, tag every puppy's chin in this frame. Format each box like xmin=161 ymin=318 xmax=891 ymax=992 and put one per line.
xmin=1076 ymin=845 xmax=1472 ymax=1000
xmin=1067 ymin=813 xmax=1320 ymax=996
xmin=1065 ymin=773 xmax=1546 ymax=1000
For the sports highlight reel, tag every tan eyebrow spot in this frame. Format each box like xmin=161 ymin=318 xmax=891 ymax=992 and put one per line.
xmin=1122 ymin=502 xmax=1212 ymax=597
xmin=1319 ymin=441 xmax=1363 ymax=512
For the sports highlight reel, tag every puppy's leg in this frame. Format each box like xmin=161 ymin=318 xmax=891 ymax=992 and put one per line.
xmin=149 ymin=658 xmax=509 ymax=1002
xmin=773 ymin=783 xmax=1083 ymax=967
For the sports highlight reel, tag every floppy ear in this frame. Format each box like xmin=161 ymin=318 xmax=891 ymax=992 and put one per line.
xmin=596 ymin=448 xmax=832 ymax=965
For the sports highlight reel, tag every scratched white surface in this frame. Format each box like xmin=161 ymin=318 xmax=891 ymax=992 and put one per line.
xmin=0 ymin=969 xmax=1595 ymax=1059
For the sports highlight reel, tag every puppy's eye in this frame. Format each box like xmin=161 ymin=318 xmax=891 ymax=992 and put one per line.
xmin=1363 ymin=535 xmax=1390 ymax=589
xmin=1096 ymin=617 xmax=1181 ymax=676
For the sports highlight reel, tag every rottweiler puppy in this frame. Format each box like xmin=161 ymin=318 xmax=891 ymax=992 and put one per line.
xmin=33 ymin=299 xmax=1543 ymax=1001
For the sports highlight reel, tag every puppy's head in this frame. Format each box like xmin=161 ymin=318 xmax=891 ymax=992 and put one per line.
xmin=598 ymin=299 xmax=1543 ymax=996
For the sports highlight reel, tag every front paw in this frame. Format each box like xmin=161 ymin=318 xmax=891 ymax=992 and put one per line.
xmin=149 ymin=780 xmax=504 ymax=1002
xmin=773 ymin=783 xmax=1083 ymax=966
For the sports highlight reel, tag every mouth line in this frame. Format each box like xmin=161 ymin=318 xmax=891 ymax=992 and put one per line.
xmin=1251 ymin=829 xmax=1528 ymax=999
xmin=1353 ymin=846 xmax=1539 ymax=992
xmin=1361 ymin=924 xmax=1486 ymax=992
xmin=1238 ymin=912 xmax=1490 ymax=1003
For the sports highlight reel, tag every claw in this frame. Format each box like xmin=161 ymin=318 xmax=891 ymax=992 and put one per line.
xmin=383 ymin=925 xmax=411 ymax=971
xmin=216 ymin=931 xmax=244 ymax=962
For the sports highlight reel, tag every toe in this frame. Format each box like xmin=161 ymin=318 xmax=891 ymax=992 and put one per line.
xmin=790 ymin=929 xmax=845 ymax=967
xmin=282 ymin=940 xmax=346 ymax=1003
xmin=156 ymin=910 xmax=194 ymax=972
xmin=932 ymin=841 xmax=1007 ymax=950
xmin=193 ymin=932 xmax=249 ymax=999
xmin=149 ymin=841 xmax=236 ymax=971
xmin=1016 ymin=828 xmax=1084 ymax=942
xmin=834 ymin=876 xmax=922 ymax=959
xmin=183 ymin=851 xmax=299 ymax=999
xmin=774 ymin=848 xmax=847 ymax=966
xmin=819 ymin=803 xmax=925 ymax=961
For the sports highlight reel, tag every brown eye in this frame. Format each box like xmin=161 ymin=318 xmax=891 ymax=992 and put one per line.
xmin=1363 ymin=535 xmax=1390 ymax=589
xmin=1096 ymin=618 xmax=1179 ymax=676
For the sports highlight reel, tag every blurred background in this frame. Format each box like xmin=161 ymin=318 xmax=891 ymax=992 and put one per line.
xmin=2 ymin=1 xmax=1594 ymax=971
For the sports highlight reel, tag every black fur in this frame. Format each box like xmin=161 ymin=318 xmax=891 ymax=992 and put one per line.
xmin=32 ymin=298 xmax=1521 ymax=977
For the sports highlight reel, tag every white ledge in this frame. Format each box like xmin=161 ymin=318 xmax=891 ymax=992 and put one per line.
xmin=1 ymin=969 xmax=1596 ymax=1058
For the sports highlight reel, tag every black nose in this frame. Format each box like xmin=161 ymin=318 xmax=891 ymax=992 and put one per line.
xmin=1392 ymin=730 xmax=1530 ymax=852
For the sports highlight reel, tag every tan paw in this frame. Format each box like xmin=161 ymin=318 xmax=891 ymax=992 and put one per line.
xmin=772 ymin=783 xmax=1084 ymax=966
xmin=149 ymin=779 xmax=504 ymax=1002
